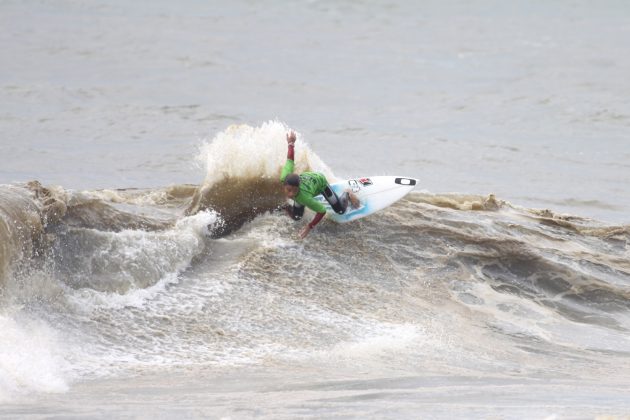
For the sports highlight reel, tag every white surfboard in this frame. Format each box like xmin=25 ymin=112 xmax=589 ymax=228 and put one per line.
xmin=315 ymin=176 xmax=417 ymax=223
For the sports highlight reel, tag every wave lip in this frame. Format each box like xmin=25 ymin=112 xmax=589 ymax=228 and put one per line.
xmin=0 ymin=182 xmax=67 ymax=286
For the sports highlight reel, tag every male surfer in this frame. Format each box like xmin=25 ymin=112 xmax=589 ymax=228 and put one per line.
xmin=281 ymin=131 xmax=359 ymax=239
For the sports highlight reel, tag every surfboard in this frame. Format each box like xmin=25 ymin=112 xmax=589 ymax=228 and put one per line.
xmin=315 ymin=176 xmax=417 ymax=223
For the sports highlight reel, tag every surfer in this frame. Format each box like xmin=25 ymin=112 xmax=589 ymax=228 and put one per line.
xmin=281 ymin=131 xmax=359 ymax=239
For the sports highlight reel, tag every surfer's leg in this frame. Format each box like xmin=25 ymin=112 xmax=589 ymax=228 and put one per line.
xmin=285 ymin=203 xmax=305 ymax=220
xmin=323 ymin=185 xmax=348 ymax=215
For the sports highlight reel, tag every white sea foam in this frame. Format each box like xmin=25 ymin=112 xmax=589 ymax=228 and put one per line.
xmin=0 ymin=314 xmax=70 ymax=401
xmin=65 ymin=210 xmax=217 ymax=310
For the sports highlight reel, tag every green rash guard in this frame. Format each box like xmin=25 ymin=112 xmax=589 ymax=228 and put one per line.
xmin=280 ymin=159 xmax=328 ymax=214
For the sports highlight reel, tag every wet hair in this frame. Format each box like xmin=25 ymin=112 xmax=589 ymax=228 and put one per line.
xmin=284 ymin=174 xmax=300 ymax=187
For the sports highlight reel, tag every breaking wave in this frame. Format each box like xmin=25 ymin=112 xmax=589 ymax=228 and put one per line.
xmin=1 ymin=121 xmax=629 ymax=401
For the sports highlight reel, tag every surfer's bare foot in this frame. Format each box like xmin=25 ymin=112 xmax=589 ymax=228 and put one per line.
xmin=346 ymin=190 xmax=360 ymax=209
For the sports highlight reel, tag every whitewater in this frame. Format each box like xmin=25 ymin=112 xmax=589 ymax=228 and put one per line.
xmin=2 ymin=1 xmax=630 ymax=418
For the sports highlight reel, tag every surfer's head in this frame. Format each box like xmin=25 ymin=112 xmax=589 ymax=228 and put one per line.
xmin=283 ymin=174 xmax=300 ymax=198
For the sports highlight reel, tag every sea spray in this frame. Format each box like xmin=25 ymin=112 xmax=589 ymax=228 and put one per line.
xmin=197 ymin=121 xmax=334 ymax=188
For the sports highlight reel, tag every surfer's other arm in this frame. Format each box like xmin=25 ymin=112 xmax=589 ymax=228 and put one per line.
xmin=299 ymin=211 xmax=325 ymax=239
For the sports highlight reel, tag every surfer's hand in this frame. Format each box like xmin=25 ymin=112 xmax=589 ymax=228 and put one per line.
xmin=299 ymin=225 xmax=311 ymax=239
xmin=287 ymin=131 xmax=296 ymax=145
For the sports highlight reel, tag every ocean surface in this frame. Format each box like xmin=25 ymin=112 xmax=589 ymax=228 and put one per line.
xmin=1 ymin=0 xmax=629 ymax=418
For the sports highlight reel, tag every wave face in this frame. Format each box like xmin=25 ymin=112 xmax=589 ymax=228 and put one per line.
xmin=1 ymin=123 xmax=629 ymax=405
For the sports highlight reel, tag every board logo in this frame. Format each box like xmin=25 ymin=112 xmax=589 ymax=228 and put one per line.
xmin=358 ymin=178 xmax=373 ymax=186
xmin=348 ymin=179 xmax=360 ymax=192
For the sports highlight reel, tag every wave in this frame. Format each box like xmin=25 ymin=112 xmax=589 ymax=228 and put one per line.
xmin=1 ymin=122 xmax=629 ymax=400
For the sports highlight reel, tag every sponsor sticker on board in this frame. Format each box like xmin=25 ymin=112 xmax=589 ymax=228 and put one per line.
xmin=359 ymin=178 xmax=373 ymax=186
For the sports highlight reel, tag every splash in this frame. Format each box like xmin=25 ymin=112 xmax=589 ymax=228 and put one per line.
xmin=197 ymin=121 xmax=334 ymax=188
